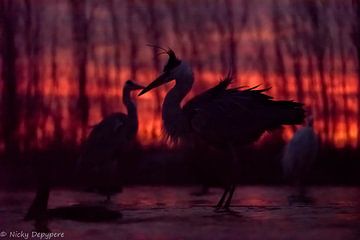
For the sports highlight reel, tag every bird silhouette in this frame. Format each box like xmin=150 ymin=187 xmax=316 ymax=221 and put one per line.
xmin=78 ymin=80 xmax=144 ymax=201
xmin=25 ymin=80 xmax=143 ymax=226
xmin=282 ymin=115 xmax=318 ymax=204
xmin=139 ymin=47 xmax=305 ymax=211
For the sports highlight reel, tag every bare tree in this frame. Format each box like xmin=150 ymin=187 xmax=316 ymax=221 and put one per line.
xmin=303 ymin=0 xmax=330 ymax=141
xmin=352 ymin=0 xmax=360 ymax=146
xmin=225 ymin=0 xmax=248 ymax=82
xmin=23 ymin=0 xmax=44 ymax=151
xmin=213 ymin=0 xmax=228 ymax=75
xmin=328 ymin=29 xmax=337 ymax=141
xmin=106 ymin=0 xmax=121 ymax=83
xmin=0 ymin=0 xmax=20 ymax=160
xmin=187 ymin=1 xmax=206 ymax=89
xmin=335 ymin=1 xmax=351 ymax=142
xmin=271 ymin=0 xmax=289 ymax=99
xmin=165 ymin=0 xmax=188 ymax=58
xmin=49 ymin=0 xmax=63 ymax=145
xmin=69 ymin=0 xmax=93 ymax=139
xmin=126 ymin=0 xmax=139 ymax=81
xmin=285 ymin=2 xmax=305 ymax=103
xmin=140 ymin=0 xmax=165 ymax=138
xmin=254 ymin=16 xmax=270 ymax=87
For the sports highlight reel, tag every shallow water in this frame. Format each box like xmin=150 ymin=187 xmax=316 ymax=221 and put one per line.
xmin=1 ymin=186 xmax=360 ymax=240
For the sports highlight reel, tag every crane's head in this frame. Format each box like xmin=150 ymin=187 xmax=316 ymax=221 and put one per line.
xmin=139 ymin=47 xmax=192 ymax=96
xmin=124 ymin=80 xmax=145 ymax=91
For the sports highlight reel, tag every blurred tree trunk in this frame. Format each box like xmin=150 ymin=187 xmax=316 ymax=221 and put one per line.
xmin=304 ymin=36 xmax=321 ymax=119
xmin=352 ymin=0 xmax=360 ymax=146
xmin=254 ymin=17 xmax=270 ymax=87
xmin=69 ymin=0 xmax=91 ymax=140
xmin=335 ymin=9 xmax=350 ymax=143
xmin=225 ymin=0 xmax=248 ymax=82
xmin=24 ymin=0 xmax=43 ymax=151
xmin=166 ymin=0 xmax=188 ymax=58
xmin=101 ymin=44 xmax=112 ymax=118
xmin=143 ymin=0 xmax=164 ymax=139
xmin=339 ymin=45 xmax=350 ymax=143
xmin=304 ymin=0 xmax=330 ymax=141
xmin=106 ymin=0 xmax=121 ymax=84
xmin=187 ymin=0 xmax=205 ymax=90
xmin=225 ymin=0 xmax=237 ymax=81
xmin=213 ymin=0 xmax=228 ymax=75
xmin=0 ymin=0 xmax=20 ymax=160
xmin=285 ymin=4 xmax=304 ymax=104
xmin=188 ymin=30 xmax=204 ymax=88
xmin=271 ymin=0 xmax=289 ymax=99
xmin=328 ymin=37 xmax=337 ymax=141
xmin=126 ymin=0 xmax=138 ymax=82
xmin=50 ymin=1 xmax=63 ymax=145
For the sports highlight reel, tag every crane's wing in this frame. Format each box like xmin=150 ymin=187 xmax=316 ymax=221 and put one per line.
xmin=183 ymin=77 xmax=305 ymax=145
xmin=78 ymin=113 xmax=128 ymax=167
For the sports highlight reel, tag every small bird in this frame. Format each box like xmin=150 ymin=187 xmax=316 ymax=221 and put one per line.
xmin=139 ymin=47 xmax=305 ymax=211
xmin=78 ymin=80 xmax=144 ymax=201
xmin=282 ymin=115 xmax=318 ymax=203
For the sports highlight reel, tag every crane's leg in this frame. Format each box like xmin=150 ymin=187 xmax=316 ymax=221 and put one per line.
xmin=223 ymin=184 xmax=236 ymax=210
xmin=223 ymin=145 xmax=239 ymax=210
xmin=215 ymin=145 xmax=239 ymax=212
xmin=215 ymin=186 xmax=230 ymax=210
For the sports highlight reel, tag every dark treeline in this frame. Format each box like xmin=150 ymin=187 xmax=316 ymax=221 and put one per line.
xmin=0 ymin=0 xmax=360 ymax=162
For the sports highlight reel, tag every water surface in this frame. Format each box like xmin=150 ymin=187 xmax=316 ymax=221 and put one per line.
xmin=1 ymin=186 xmax=359 ymax=240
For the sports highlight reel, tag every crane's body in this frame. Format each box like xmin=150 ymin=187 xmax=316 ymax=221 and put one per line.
xmin=25 ymin=81 xmax=142 ymax=222
xmin=282 ymin=117 xmax=318 ymax=202
xmin=139 ymin=48 xmax=305 ymax=211
xmin=78 ymin=80 xmax=143 ymax=201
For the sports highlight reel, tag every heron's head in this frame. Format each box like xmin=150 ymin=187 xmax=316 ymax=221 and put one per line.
xmin=124 ymin=80 xmax=145 ymax=92
xmin=139 ymin=47 xmax=192 ymax=96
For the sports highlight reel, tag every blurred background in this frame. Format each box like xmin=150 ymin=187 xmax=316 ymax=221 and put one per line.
xmin=0 ymin=0 xmax=359 ymax=186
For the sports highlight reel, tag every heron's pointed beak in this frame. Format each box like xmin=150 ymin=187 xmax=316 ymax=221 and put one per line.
xmin=132 ymin=82 xmax=145 ymax=90
xmin=138 ymin=72 xmax=171 ymax=96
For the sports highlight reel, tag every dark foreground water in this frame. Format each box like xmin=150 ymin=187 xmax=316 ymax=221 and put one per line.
xmin=1 ymin=186 xmax=360 ymax=240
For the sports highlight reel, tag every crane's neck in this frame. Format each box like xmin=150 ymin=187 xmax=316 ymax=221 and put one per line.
xmin=123 ymin=88 xmax=138 ymax=125
xmin=162 ymin=64 xmax=194 ymax=139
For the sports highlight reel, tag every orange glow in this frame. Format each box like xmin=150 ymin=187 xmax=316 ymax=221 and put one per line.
xmin=10 ymin=62 xmax=360 ymax=149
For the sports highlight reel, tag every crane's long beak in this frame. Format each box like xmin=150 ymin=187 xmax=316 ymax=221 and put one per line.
xmin=133 ymin=82 xmax=145 ymax=90
xmin=138 ymin=72 xmax=171 ymax=96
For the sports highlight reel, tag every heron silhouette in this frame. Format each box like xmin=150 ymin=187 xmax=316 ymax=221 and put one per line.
xmin=25 ymin=80 xmax=143 ymax=225
xmin=139 ymin=48 xmax=305 ymax=211
xmin=78 ymin=80 xmax=144 ymax=201
xmin=282 ymin=115 xmax=318 ymax=204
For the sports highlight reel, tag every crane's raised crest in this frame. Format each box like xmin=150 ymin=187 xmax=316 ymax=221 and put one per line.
xmin=147 ymin=44 xmax=182 ymax=72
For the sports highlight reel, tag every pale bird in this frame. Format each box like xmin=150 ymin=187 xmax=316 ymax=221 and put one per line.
xmin=282 ymin=115 xmax=318 ymax=203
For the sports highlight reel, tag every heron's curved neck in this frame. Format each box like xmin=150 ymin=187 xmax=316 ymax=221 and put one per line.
xmin=163 ymin=72 xmax=193 ymax=113
xmin=162 ymin=70 xmax=193 ymax=138
xmin=123 ymin=88 xmax=137 ymax=122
